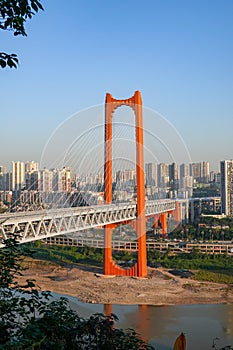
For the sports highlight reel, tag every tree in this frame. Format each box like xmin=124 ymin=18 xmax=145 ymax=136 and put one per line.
xmin=0 ymin=0 xmax=44 ymax=68
xmin=0 ymin=236 xmax=154 ymax=349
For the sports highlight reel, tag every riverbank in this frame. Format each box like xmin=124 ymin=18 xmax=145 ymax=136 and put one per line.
xmin=17 ymin=259 xmax=233 ymax=305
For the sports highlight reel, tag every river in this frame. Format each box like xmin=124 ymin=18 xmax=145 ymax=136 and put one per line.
xmin=58 ymin=295 xmax=233 ymax=350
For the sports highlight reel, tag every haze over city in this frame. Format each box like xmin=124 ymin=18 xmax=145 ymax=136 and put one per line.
xmin=1 ymin=0 xmax=233 ymax=170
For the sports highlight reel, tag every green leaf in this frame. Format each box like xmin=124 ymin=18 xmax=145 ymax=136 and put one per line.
xmin=0 ymin=59 xmax=6 ymax=68
xmin=31 ymin=2 xmax=38 ymax=12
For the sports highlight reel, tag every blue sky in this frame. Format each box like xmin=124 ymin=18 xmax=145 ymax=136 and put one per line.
xmin=1 ymin=0 xmax=233 ymax=171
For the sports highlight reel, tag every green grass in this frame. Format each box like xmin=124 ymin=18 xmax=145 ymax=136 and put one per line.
xmin=194 ymin=270 xmax=233 ymax=284
xmin=147 ymin=249 xmax=233 ymax=271
xmin=26 ymin=244 xmax=104 ymax=267
xmin=27 ymin=244 xmax=138 ymax=268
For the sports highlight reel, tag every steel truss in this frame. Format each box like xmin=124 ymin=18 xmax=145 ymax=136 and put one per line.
xmin=0 ymin=199 xmax=176 ymax=246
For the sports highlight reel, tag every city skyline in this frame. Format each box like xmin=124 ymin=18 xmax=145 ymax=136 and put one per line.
xmin=0 ymin=158 xmax=230 ymax=174
xmin=0 ymin=158 xmax=222 ymax=212
xmin=1 ymin=1 xmax=233 ymax=170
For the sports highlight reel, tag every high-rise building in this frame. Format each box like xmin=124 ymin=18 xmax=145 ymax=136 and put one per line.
xmin=145 ymin=163 xmax=157 ymax=187
xmin=40 ymin=169 xmax=53 ymax=192
xmin=4 ymin=172 xmax=12 ymax=191
xmin=191 ymin=161 xmax=210 ymax=183
xmin=191 ymin=162 xmax=201 ymax=182
xmin=0 ymin=165 xmax=7 ymax=191
xmin=158 ymin=163 xmax=169 ymax=187
xmin=25 ymin=161 xmax=39 ymax=173
xmin=124 ymin=169 xmax=135 ymax=182
xmin=0 ymin=165 xmax=6 ymax=175
xmin=180 ymin=163 xmax=190 ymax=178
xmin=59 ymin=167 xmax=71 ymax=192
xmin=169 ymin=162 xmax=180 ymax=191
xmin=52 ymin=167 xmax=71 ymax=192
xmin=169 ymin=163 xmax=179 ymax=180
xmin=25 ymin=171 xmax=41 ymax=191
xmin=180 ymin=175 xmax=193 ymax=197
xmin=220 ymin=160 xmax=233 ymax=216
xmin=115 ymin=169 xmax=135 ymax=185
xmin=179 ymin=163 xmax=192 ymax=196
xmin=25 ymin=161 xmax=40 ymax=191
xmin=12 ymin=161 xmax=25 ymax=191
xmin=201 ymin=161 xmax=210 ymax=183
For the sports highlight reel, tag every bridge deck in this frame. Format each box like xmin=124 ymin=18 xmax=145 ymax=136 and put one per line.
xmin=0 ymin=199 xmax=178 ymax=245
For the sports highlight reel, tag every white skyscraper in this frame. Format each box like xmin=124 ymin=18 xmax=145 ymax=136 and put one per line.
xmin=220 ymin=160 xmax=233 ymax=216
xmin=40 ymin=169 xmax=53 ymax=192
xmin=12 ymin=161 xmax=25 ymax=191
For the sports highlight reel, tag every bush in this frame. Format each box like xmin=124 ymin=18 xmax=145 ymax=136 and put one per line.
xmin=0 ymin=236 xmax=154 ymax=349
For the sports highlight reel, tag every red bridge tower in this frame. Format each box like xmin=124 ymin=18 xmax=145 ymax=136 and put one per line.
xmin=104 ymin=91 xmax=147 ymax=277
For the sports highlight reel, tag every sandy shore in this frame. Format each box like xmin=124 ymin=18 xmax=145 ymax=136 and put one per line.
xmin=18 ymin=260 xmax=233 ymax=305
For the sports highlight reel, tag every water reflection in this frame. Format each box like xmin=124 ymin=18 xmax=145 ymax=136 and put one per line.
xmin=104 ymin=304 xmax=112 ymax=316
xmin=57 ymin=295 xmax=233 ymax=350
xmin=103 ymin=303 xmax=233 ymax=350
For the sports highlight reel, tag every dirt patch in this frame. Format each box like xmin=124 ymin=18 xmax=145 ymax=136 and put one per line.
xmin=16 ymin=262 xmax=233 ymax=305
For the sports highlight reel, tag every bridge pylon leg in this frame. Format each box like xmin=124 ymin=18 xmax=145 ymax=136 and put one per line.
xmin=137 ymin=223 xmax=147 ymax=277
xmin=160 ymin=212 xmax=167 ymax=236
xmin=153 ymin=214 xmax=160 ymax=236
xmin=104 ymin=224 xmax=115 ymax=275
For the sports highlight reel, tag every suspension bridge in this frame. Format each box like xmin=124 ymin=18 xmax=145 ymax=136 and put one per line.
xmin=0 ymin=91 xmax=188 ymax=277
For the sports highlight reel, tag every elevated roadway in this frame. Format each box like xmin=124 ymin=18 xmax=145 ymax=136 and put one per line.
xmin=0 ymin=199 xmax=179 ymax=246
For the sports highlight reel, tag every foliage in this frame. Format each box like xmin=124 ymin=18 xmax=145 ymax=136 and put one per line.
xmin=28 ymin=243 xmax=139 ymax=269
xmin=31 ymin=244 xmax=104 ymax=266
xmin=212 ymin=337 xmax=233 ymax=350
xmin=113 ymin=249 xmax=137 ymax=263
xmin=0 ymin=235 xmax=51 ymax=345
xmin=0 ymin=0 xmax=44 ymax=68
xmin=0 ymin=237 xmax=154 ymax=349
xmin=147 ymin=247 xmax=233 ymax=283
xmin=194 ymin=270 xmax=233 ymax=284
xmin=168 ymin=221 xmax=233 ymax=241
xmin=200 ymin=216 xmax=233 ymax=229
